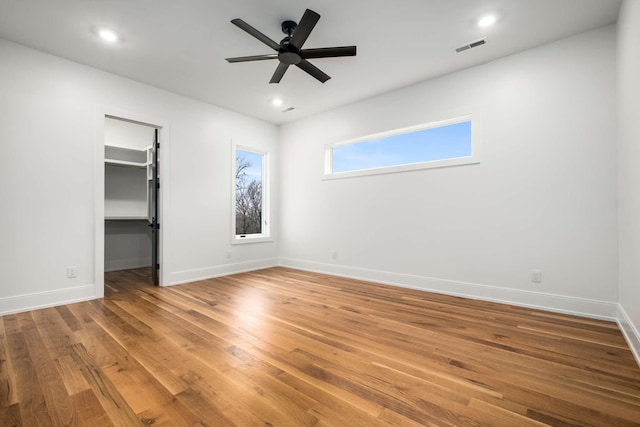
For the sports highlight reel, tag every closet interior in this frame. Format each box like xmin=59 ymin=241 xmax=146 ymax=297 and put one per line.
xmin=104 ymin=116 xmax=159 ymax=285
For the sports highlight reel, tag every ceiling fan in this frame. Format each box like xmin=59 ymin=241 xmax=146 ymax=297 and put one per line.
xmin=225 ymin=9 xmax=357 ymax=84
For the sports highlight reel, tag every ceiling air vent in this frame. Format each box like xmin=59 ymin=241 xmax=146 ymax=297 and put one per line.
xmin=455 ymin=38 xmax=487 ymax=53
xmin=281 ymin=106 xmax=295 ymax=112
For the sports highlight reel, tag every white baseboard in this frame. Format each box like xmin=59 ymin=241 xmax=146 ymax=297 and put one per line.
xmin=167 ymin=257 xmax=279 ymax=286
xmin=0 ymin=284 xmax=97 ymax=316
xmin=278 ymin=257 xmax=618 ymax=321
xmin=105 ymin=257 xmax=151 ymax=272
xmin=617 ymin=304 xmax=640 ymax=368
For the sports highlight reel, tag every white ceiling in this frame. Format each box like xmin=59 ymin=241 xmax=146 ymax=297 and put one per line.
xmin=0 ymin=0 xmax=621 ymax=125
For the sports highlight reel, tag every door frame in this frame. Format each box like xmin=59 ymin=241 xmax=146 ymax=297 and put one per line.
xmin=94 ymin=106 xmax=170 ymax=297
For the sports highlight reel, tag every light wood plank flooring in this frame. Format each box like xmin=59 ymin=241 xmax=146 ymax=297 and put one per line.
xmin=1 ymin=267 xmax=639 ymax=426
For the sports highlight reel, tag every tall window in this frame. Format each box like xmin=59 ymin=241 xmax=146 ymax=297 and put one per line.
xmin=325 ymin=115 xmax=478 ymax=178
xmin=234 ymin=147 xmax=269 ymax=242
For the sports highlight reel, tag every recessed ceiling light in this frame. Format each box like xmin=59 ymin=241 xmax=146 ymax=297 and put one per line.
xmin=271 ymin=98 xmax=284 ymax=107
xmin=98 ymin=28 xmax=119 ymax=43
xmin=477 ymin=15 xmax=497 ymax=28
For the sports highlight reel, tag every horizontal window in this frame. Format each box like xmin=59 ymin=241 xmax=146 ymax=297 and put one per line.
xmin=325 ymin=116 xmax=478 ymax=179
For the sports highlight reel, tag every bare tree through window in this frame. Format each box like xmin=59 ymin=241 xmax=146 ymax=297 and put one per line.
xmin=235 ymin=150 xmax=262 ymax=235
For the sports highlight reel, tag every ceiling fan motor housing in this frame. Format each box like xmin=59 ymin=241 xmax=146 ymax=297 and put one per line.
xmin=279 ymin=20 xmax=301 ymax=64
xmin=279 ymin=40 xmax=301 ymax=64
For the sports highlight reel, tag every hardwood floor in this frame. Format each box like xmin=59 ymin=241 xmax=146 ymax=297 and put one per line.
xmin=1 ymin=267 xmax=639 ymax=426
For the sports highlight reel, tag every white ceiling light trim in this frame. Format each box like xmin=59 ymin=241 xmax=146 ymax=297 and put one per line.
xmin=477 ymin=14 xmax=497 ymax=28
xmin=98 ymin=28 xmax=119 ymax=43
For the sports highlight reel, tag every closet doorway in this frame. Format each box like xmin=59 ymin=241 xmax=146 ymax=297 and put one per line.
xmin=104 ymin=116 xmax=160 ymax=286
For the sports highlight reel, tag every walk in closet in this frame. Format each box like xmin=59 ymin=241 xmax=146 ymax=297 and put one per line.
xmin=104 ymin=116 xmax=159 ymax=285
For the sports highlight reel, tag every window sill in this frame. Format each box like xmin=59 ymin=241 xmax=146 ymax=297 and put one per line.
xmin=231 ymin=235 xmax=273 ymax=245
xmin=323 ymin=156 xmax=480 ymax=180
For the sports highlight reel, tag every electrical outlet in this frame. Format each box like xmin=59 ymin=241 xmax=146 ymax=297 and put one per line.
xmin=331 ymin=250 xmax=337 ymax=260
xmin=226 ymin=250 xmax=232 ymax=259
xmin=531 ymin=269 xmax=542 ymax=283
xmin=66 ymin=266 xmax=78 ymax=278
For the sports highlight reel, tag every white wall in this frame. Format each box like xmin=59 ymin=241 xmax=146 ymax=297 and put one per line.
xmin=279 ymin=26 xmax=618 ymax=319
xmin=0 ymin=38 xmax=279 ymax=314
xmin=617 ymin=0 xmax=640 ymax=361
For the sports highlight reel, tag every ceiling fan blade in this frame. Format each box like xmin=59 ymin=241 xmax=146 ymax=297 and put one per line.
xmin=289 ymin=9 xmax=320 ymax=50
xmin=231 ymin=18 xmax=280 ymax=51
xmin=296 ymin=59 xmax=330 ymax=83
xmin=270 ymin=63 xmax=290 ymax=84
xmin=226 ymin=54 xmax=278 ymax=63
xmin=300 ymin=46 xmax=357 ymax=59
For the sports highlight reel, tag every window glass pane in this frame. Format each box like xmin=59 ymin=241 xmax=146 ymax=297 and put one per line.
xmin=235 ymin=150 xmax=263 ymax=236
xmin=332 ymin=120 xmax=471 ymax=174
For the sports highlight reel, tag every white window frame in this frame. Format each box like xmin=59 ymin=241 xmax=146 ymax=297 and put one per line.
xmin=324 ymin=114 xmax=480 ymax=180
xmin=231 ymin=144 xmax=271 ymax=244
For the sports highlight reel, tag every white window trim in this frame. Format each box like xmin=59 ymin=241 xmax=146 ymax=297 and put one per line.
xmin=231 ymin=144 xmax=271 ymax=244
xmin=323 ymin=114 xmax=480 ymax=180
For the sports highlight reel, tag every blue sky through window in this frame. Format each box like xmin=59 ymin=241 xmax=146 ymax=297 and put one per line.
xmin=332 ymin=120 xmax=471 ymax=173
xmin=237 ymin=150 xmax=262 ymax=183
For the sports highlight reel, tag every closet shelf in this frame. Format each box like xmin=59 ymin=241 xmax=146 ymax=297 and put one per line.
xmin=105 ymin=159 xmax=148 ymax=168
xmin=105 ymin=216 xmax=149 ymax=221
xmin=104 ymin=144 xmax=150 ymax=169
